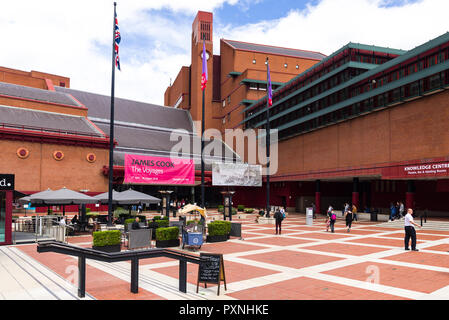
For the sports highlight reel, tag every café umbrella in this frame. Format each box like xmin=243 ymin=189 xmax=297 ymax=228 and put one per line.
xmin=179 ymin=204 xmax=207 ymax=219
xmin=113 ymin=189 xmax=161 ymax=205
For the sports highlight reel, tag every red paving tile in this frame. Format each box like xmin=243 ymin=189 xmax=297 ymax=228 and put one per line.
xmin=334 ymin=228 xmax=380 ymax=235
xmin=16 ymin=244 xmax=164 ymax=300
xmin=291 ymin=232 xmax=356 ymax=240
xmin=67 ymin=236 xmax=93 ymax=244
xmin=354 ymin=237 xmax=424 ymax=247
xmin=378 ymin=232 xmax=448 ymax=241
xmin=199 ymin=241 xmax=266 ymax=254
xmin=227 ymin=276 xmax=408 ymax=300
xmin=382 ymin=251 xmax=449 ymax=269
xmin=242 ymin=250 xmax=343 ymax=269
xmin=301 ymin=243 xmax=390 ymax=256
xmin=245 ymin=237 xmax=311 ymax=247
xmin=248 ymin=228 xmax=302 ymax=235
xmin=425 ymin=243 xmax=449 ymax=252
xmin=324 ymin=261 xmax=449 ymax=294
xmin=151 ymin=260 xmax=280 ymax=287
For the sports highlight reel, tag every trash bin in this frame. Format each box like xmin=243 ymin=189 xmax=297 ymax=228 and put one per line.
xmin=370 ymin=211 xmax=378 ymax=222
xmin=306 ymin=207 xmax=313 ymax=225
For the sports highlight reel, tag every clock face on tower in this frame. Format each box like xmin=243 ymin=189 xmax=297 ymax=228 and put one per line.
xmin=200 ymin=51 xmax=210 ymax=61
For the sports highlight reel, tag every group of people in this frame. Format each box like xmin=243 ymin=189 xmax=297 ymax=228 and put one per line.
xmin=389 ymin=201 xmax=405 ymax=221
xmin=325 ymin=203 xmax=358 ymax=233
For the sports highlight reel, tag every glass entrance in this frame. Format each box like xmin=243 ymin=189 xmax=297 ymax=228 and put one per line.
xmin=0 ymin=192 xmax=5 ymax=243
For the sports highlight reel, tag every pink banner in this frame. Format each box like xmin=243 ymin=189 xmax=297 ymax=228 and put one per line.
xmin=124 ymin=154 xmax=195 ymax=185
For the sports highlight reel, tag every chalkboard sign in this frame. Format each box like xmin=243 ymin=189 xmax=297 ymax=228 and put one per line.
xmin=196 ymin=253 xmax=227 ymax=295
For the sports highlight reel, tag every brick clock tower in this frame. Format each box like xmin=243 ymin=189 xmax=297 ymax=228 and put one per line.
xmin=190 ymin=11 xmax=219 ymax=133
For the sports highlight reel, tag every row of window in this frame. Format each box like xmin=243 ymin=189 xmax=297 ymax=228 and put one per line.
xmin=246 ymin=50 xmax=394 ymax=119
xmin=274 ymin=71 xmax=448 ymax=141
xmin=246 ymin=44 xmax=449 ymax=136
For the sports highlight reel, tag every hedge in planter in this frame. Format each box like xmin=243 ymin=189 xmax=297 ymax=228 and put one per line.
xmin=206 ymin=220 xmax=231 ymax=242
xmin=156 ymin=226 xmax=180 ymax=248
xmin=155 ymin=219 xmax=169 ymax=228
xmin=92 ymin=230 xmax=121 ymax=252
xmin=237 ymin=205 xmax=245 ymax=212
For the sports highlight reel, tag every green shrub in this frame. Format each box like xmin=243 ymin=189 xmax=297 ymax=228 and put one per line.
xmin=93 ymin=230 xmax=121 ymax=247
xmin=86 ymin=212 xmax=99 ymax=217
xmin=155 ymin=219 xmax=169 ymax=228
xmin=186 ymin=219 xmax=204 ymax=226
xmin=86 ymin=208 xmax=91 ymax=214
xmin=237 ymin=205 xmax=245 ymax=212
xmin=114 ymin=207 xmax=128 ymax=217
xmin=124 ymin=218 xmax=136 ymax=226
xmin=156 ymin=227 xmax=179 ymax=241
xmin=153 ymin=215 xmax=161 ymax=220
xmin=217 ymin=205 xmax=224 ymax=213
xmin=244 ymin=208 xmax=254 ymax=213
xmin=232 ymin=207 xmax=237 ymax=215
xmin=207 ymin=221 xmax=231 ymax=236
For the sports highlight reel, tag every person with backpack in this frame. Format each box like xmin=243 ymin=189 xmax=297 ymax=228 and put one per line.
xmin=329 ymin=209 xmax=337 ymax=233
xmin=344 ymin=209 xmax=354 ymax=233
xmin=326 ymin=206 xmax=333 ymax=232
xmin=274 ymin=208 xmax=284 ymax=235
xmin=352 ymin=204 xmax=358 ymax=221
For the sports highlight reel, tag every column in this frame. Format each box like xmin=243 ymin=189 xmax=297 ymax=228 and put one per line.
xmin=315 ymin=180 xmax=321 ymax=215
xmin=406 ymin=180 xmax=415 ymax=210
xmin=352 ymin=177 xmax=359 ymax=208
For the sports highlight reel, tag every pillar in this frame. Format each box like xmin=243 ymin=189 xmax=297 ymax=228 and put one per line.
xmin=406 ymin=180 xmax=415 ymax=210
xmin=5 ymin=191 xmax=13 ymax=245
xmin=352 ymin=177 xmax=359 ymax=208
xmin=315 ymin=180 xmax=321 ymax=215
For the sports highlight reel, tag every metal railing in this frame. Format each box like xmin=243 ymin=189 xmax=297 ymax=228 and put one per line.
xmin=12 ymin=215 xmax=71 ymax=244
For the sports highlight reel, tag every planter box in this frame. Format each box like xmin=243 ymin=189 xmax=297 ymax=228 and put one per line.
xmin=206 ymin=234 xmax=228 ymax=243
xmin=92 ymin=244 xmax=121 ymax=253
xmin=156 ymin=239 xmax=180 ymax=248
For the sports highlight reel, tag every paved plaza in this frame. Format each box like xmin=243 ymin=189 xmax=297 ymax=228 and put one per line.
xmin=1 ymin=213 xmax=449 ymax=300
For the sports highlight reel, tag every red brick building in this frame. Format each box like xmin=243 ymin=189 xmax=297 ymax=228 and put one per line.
xmin=166 ymin=11 xmax=449 ymax=217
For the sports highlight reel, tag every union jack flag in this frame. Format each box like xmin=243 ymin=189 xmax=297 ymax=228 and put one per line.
xmin=114 ymin=11 xmax=121 ymax=71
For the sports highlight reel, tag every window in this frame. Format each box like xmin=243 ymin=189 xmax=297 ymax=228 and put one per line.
xmin=296 ymin=65 xmax=299 ymax=69
xmin=252 ymin=59 xmax=256 ymax=64
xmin=284 ymin=63 xmax=288 ymax=68
xmin=222 ymin=100 xmax=226 ymax=108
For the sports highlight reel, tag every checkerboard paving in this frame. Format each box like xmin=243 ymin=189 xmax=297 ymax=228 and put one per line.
xmin=4 ymin=213 xmax=449 ymax=300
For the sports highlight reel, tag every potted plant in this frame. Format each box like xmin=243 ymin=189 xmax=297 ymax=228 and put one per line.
xmin=92 ymin=230 xmax=121 ymax=253
xmin=244 ymin=208 xmax=254 ymax=213
xmin=156 ymin=226 xmax=180 ymax=248
xmin=237 ymin=205 xmax=245 ymax=212
xmin=206 ymin=221 xmax=231 ymax=243
xmin=217 ymin=205 xmax=224 ymax=213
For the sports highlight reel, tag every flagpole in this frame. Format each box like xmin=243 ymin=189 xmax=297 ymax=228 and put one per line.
xmin=201 ymin=36 xmax=206 ymax=211
xmin=265 ymin=57 xmax=270 ymax=217
xmin=107 ymin=2 xmax=117 ymax=227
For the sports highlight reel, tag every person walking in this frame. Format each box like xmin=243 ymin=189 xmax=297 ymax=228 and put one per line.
xmin=312 ymin=202 xmax=316 ymax=219
xmin=404 ymin=208 xmax=421 ymax=251
xmin=389 ymin=202 xmax=397 ymax=221
xmin=344 ymin=209 xmax=354 ymax=233
xmin=274 ymin=208 xmax=284 ymax=235
xmin=329 ymin=209 xmax=337 ymax=233
xmin=399 ymin=201 xmax=405 ymax=218
xmin=352 ymin=204 xmax=358 ymax=221
xmin=326 ymin=206 xmax=333 ymax=232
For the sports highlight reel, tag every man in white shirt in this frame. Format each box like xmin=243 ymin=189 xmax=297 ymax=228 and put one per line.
xmin=404 ymin=208 xmax=421 ymax=251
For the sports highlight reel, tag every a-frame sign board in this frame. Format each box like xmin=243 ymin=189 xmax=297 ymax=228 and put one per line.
xmin=196 ymin=253 xmax=227 ymax=295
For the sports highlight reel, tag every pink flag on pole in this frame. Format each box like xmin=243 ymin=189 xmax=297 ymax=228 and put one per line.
xmin=201 ymin=40 xmax=208 ymax=91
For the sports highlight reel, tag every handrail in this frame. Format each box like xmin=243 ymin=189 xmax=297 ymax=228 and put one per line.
xmin=37 ymin=241 xmax=201 ymax=297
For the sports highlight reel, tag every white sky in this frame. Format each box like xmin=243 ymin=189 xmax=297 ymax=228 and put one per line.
xmin=0 ymin=0 xmax=448 ymax=106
